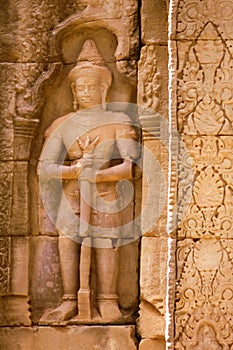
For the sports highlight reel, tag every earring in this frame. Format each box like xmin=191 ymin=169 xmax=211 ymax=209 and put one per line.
xmin=73 ymin=100 xmax=78 ymax=111
xmin=71 ymin=83 xmax=78 ymax=111
xmin=101 ymin=86 xmax=107 ymax=111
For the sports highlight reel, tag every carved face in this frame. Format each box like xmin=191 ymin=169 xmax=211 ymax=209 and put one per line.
xmin=75 ymin=76 xmax=103 ymax=109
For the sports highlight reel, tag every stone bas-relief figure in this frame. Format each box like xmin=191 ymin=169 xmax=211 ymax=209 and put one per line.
xmin=38 ymin=39 xmax=139 ymax=324
xmin=191 ymin=323 xmax=222 ymax=350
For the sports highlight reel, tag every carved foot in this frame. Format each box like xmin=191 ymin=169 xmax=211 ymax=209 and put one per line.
xmin=39 ymin=300 xmax=77 ymax=324
xmin=98 ymin=300 xmax=122 ymax=321
xmin=68 ymin=306 xmax=100 ymax=324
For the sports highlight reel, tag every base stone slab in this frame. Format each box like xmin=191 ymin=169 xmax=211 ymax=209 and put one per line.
xmin=0 ymin=325 xmax=137 ymax=350
xmin=139 ymin=339 xmax=166 ymax=350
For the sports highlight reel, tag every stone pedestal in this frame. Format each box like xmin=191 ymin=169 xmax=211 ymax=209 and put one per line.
xmin=0 ymin=325 xmax=137 ymax=350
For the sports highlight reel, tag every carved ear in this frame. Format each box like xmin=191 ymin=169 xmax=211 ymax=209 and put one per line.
xmin=71 ymin=82 xmax=78 ymax=111
xmin=101 ymin=84 xmax=108 ymax=110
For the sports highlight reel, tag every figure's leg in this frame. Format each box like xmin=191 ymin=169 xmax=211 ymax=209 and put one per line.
xmin=94 ymin=238 xmax=122 ymax=320
xmin=59 ymin=235 xmax=79 ymax=298
xmin=40 ymin=235 xmax=79 ymax=323
xmin=77 ymin=237 xmax=92 ymax=320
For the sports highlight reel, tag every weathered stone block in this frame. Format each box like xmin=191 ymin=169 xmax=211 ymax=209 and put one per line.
xmin=0 ymin=237 xmax=29 ymax=296
xmin=0 ymin=162 xmax=13 ymax=235
xmin=30 ymin=236 xmax=62 ymax=323
xmin=140 ymin=139 xmax=168 ymax=236
xmin=118 ymin=241 xmax=139 ymax=311
xmin=138 ymin=237 xmax=167 ymax=339
xmin=0 ymin=325 xmax=137 ymax=350
xmin=0 ymin=237 xmax=30 ymax=326
xmin=0 ymin=161 xmax=30 ymax=236
xmin=0 ymin=296 xmax=30 ymax=326
xmin=0 ymin=0 xmax=78 ymax=63
xmin=140 ymin=237 xmax=167 ymax=311
xmin=138 ymin=300 xmax=165 ymax=339
xmin=11 ymin=162 xmax=29 ymax=235
xmin=139 ymin=338 xmax=166 ymax=350
xmin=11 ymin=237 xmax=29 ymax=295
xmin=141 ymin=0 xmax=168 ymax=44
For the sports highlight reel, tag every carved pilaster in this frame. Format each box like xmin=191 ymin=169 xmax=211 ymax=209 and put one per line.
xmin=139 ymin=114 xmax=160 ymax=141
xmin=138 ymin=43 xmax=168 ymax=236
xmin=138 ymin=236 xmax=168 ymax=340
xmin=0 ymin=162 xmax=13 ymax=235
xmin=0 ymin=237 xmax=11 ymax=295
xmin=13 ymin=117 xmax=39 ymax=160
xmin=138 ymin=38 xmax=168 ymax=349
xmin=0 ymin=237 xmax=30 ymax=326
xmin=170 ymin=0 xmax=233 ymax=347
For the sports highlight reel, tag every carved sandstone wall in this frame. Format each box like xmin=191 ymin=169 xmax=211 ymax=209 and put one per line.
xmin=0 ymin=1 xmax=168 ymax=350
xmin=138 ymin=1 xmax=168 ymax=350
xmin=3 ymin=0 xmax=233 ymax=349
xmin=0 ymin=1 xmax=138 ymax=349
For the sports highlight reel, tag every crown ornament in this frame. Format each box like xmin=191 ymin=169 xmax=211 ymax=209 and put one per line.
xmin=68 ymin=39 xmax=112 ymax=87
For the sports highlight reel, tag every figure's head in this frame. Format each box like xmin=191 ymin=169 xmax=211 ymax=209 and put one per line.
xmin=68 ymin=40 xmax=112 ymax=110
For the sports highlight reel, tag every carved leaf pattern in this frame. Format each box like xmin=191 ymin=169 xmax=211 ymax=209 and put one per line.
xmin=177 ymin=21 xmax=233 ymax=134
xmin=138 ymin=45 xmax=161 ymax=113
xmin=175 ymin=2 xmax=233 ymax=347
xmin=175 ymin=239 xmax=233 ymax=348
xmin=177 ymin=0 xmax=233 ymax=41
xmin=0 ymin=237 xmax=11 ymax=295
xmin=178 ymin=136 xmax=233 ymax=239
xmin=0 ymin=164 xmax=13 ymax=235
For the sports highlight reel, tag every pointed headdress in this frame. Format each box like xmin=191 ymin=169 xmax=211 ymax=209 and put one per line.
xmin=68 ymin=39 xmax=112 ymax=88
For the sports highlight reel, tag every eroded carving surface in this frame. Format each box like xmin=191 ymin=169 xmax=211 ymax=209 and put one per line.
xmin=0 ymin=0 xmax=84 ymax=62
xmin=138 ymin=45 xmax=161 ymax=113
xmin=0 ymin=238 xmax=11 ymax=295
xmin=175 ymin=239 xmax=233 ymax=349
xmin=50 ymin=0 xmax=138 ymax=82
xmin=173 ymin=1 xmax=233 ymax=348
xmin=0 ymin=0 xmax=142 ymax=345
xmin=178 ymin=136 xmax=233 ymax=239
xmin=177 ymin=22 xmax=233 ymax=135
xmin=177 ymin=0 xmax=233 ymax=41
xmin=38 ymin=39 xmax=139 ymax=325
xmin=0 ymin=163 xmax=13 ymax=235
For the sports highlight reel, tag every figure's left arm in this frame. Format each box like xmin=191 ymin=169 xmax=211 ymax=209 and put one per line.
xmin=95 ymin=122 xmax=140 ymax=183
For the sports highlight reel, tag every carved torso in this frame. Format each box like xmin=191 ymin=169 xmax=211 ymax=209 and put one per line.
xmin=40 ymin=109 xmax=139 ymax=238
xmin=44 ymin=109 xmax=138 ymax=165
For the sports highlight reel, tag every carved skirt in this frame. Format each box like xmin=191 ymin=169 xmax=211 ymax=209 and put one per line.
xmin=56 ymin=179 xmax=124 ymax=239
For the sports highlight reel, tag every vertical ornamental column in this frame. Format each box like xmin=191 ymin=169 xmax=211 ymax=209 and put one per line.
xmin=138 ymin=1 xmax=169 ymax=349
xmin=0 ymin=0 xmax=62 ymax=326
xmin=170 ymin=0 xmax=233 ymax=348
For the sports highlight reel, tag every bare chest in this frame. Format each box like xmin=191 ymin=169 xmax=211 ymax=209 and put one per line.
xmin=62 ymin=123 xmax=117 ymax=161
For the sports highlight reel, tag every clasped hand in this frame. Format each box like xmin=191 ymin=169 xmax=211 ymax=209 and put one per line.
xmin=77 ymin=155 xmax=97 ymax=183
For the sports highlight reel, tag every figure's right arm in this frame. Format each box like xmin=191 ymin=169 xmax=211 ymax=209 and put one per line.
xmin=37 ymin=122 xmax=81 ymax=180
